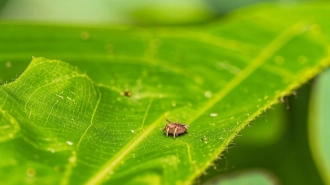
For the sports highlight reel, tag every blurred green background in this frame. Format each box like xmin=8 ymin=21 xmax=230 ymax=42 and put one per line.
xmin=1 ymin=0 xmax=329 ymax=184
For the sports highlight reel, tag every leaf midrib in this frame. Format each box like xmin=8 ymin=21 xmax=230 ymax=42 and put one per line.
xmin=185 ymin=22 xmax=310 ymax=184
xmin=81 ymin=22 xmax=308 ymax=185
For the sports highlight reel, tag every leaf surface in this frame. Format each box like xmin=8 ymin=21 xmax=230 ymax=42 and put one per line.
xmin=1 ymin=3 xmax=330 ymax=185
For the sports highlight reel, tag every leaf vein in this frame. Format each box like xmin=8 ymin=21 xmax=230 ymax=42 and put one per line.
xmin=187 ymin=22 xmax=308 ymax=124
xmin=85 ymin=112 xmax=169 ymax=185
xmin=184 ymin=22 xmax=311 ymax=184
xmin=76 ymin=88 xmax=102 ymax=149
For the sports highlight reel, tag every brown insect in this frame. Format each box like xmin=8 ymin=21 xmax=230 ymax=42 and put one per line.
xmin=163 ymin=119 xmax=189 ymax=138
xmin=121 ymin=90 xmax=132 ymax=97
xmin=124 ymin=91 xmax=132 ymax=97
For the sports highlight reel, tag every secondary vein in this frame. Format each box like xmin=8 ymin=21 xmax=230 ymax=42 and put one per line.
xmin=86 ymin=22 xmax=308 ymax=185
xmin=185 ymin=22 xmax=312 ymax=184
xmin=76 ymin=89 xmax=102 ymax=149
xmin=85 ymin=112 xmax=169 ymax=185
xmin=187 ymin=22 xmax=308 ymax=124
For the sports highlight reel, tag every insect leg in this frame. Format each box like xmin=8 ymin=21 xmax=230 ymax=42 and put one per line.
xmin=166 ymin=127 xmax=170 ymax=137
xmin=173 ymin=127 xmax=178 ymax=138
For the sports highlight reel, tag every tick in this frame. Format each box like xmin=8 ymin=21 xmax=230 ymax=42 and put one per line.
xmin=163 ymin=119 xmax=189 ymax=138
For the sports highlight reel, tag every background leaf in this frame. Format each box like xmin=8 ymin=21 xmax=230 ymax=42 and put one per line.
xmin=1 ymin=3 xmax=330 ymax=185
xmin=309 ymin=69 xmax=330 ymax=185
xmin=201 ymin=84 xmax=324 ymax=185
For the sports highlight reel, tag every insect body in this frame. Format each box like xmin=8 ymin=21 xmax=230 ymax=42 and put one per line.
xmin=163 ymin=119 xmax=189 ymax=138
xmin=121 ymin=90 xmax=132 ymax=97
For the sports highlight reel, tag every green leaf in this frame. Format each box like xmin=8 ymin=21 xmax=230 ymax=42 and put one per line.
xmin=310 ymin=69 xmax=330 ymax=185
xmin=203 ymin=170 xmax=276 ymax=185
xmin=202 ymin=85 xmax=325 ymax=185
xmin=1 ymin=3 xmax=330 ymax=185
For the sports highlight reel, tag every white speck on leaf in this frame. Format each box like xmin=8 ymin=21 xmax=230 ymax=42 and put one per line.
xmin=204 ymin=91 xmax=212 ymax=98
xmin=210 ymin=113 xmax=218 ymax=117
xmin=66 ymin=141 xmax=73 ymax=146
